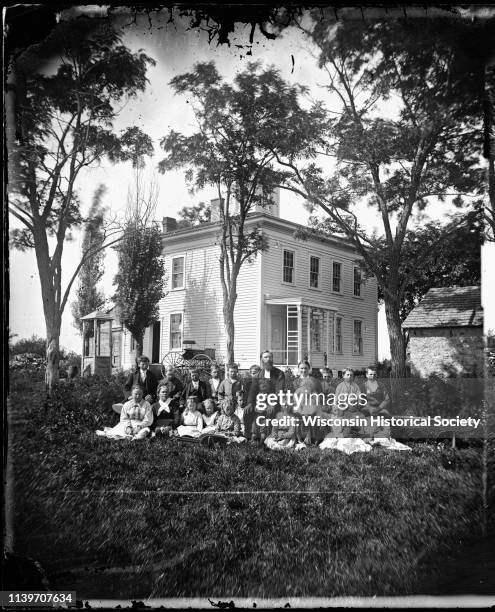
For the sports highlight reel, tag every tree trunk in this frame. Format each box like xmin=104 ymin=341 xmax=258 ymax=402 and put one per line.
xmin=135 ymin=334 xmax=144 ymax=361
xmin=223 ymin=292 xmax=237 ymax=366
xmin=384 ymin=294 xmax=407 ymax=379
xmin=45 ymin=324 xmax=61 ymax=389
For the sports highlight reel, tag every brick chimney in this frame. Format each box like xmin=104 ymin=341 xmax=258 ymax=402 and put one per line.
xmin=162 ymin=216 xmax=178 ymax=233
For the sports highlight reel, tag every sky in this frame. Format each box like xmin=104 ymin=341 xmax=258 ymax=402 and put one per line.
xmin=9 ymin=8 xmax=491 ymax=358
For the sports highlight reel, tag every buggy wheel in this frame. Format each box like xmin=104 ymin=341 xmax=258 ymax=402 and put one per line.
xmin=161 ymin=351 xmax=186 ymax=377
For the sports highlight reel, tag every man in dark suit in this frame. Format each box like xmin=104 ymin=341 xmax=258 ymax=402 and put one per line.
xmin=256 ymin=350 xmax=287 ymax=393
xmin=180 ymin=368 xmax=210 ymax=409
xmin=245 ymin=350 xmax=287 ymax=421
xmin=124 ymin=355 xmax=159 ymax=403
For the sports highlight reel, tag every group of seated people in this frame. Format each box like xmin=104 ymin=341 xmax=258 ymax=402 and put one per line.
xmin=96 ymin=350 xmax=410 ymax=452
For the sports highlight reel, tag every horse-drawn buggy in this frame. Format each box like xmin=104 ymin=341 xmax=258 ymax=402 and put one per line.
xmin=159 ymin=340 xmax=221 ymax=383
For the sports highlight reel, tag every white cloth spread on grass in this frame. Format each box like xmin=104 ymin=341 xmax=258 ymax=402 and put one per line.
xmin=369 ymin=438 xmax=411 ymax=451
xmin=319 ymin=437 xmax=372 ymax=454
xmin=319 ymin=436 xmax=411 ymax=454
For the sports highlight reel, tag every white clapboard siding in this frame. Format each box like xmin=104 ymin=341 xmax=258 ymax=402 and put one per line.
xmin=117 ymin=213 xmax=377 ymax=372
xmin=155 ymin=241 xmax=261 ymax=369
xmin=259 ymin=224 xmax=378 ymax=371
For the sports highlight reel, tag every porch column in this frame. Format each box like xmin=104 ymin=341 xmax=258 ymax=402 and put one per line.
xmin=81 ymin=320 xmax=85 ymax=373
xmin=307 ymin=306 xmax=312 ymax=364
xmin=326 ymin=310 xmax=330 ymax=362
xmin=109 ymin=320 xmax=113 ymax=368
xmin=297 ymin=304 xmax=302 ymax=363
xmin=93 ymin=319 xmax=98 ymax=357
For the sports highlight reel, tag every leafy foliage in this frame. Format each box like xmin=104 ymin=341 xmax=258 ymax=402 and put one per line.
xmin=177 ymin=201 xmax=211 ymax=228
xmin=7 ymin=18 xmax=155 ymax=386
xmin=71 ymin=185 xmax=108 ymax=333
xmin=272 ymin=16 xmax=489 ymax=376
xmin=159 ymin=61 xmax=324 ymax=362
xmin=310 ymin=208 xmax=481 ymax=322
xmin=394 ymin=211 xmax=481 ymax=321
xmin=9 ymin=334 xmax=47 ymax=357
xmin=113 ymin=223 xmax=166 ymax=357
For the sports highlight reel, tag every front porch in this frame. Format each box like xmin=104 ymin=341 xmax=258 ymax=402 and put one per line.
xmin=264 ymin=298 xmax=337 ymax=372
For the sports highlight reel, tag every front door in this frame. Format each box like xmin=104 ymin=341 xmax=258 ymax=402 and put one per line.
xmin=271 ymin=313 xmax=285 ymax=365
xmin=152 ymin=320 xmax=161 ymax=363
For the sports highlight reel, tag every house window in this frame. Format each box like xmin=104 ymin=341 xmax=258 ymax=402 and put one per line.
xmin=130 ymin=335 xmax=136 ymax=351
xmin=335 ymin=316 xmax=343 ymax=353
xmin=172 ymin=256 xmax=185 ymax=290
xmin=283 ymin=249 xmax=295 ymax=284
xmin=170 ymin=313 xmax=182 ymax=349
xmin=310 ymin=256 xmax=320 ymax=288
xmin=332 ymin=261 xmax=342 ymax=293
xmin=311 ymin=310 xmax=323 ymax=351
xmin=353 ymin=267 xmax=362 ymax=297
xmin=353 ymin=320 xmax=363 ymax=354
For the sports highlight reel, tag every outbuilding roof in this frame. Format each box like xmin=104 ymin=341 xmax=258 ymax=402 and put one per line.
xmin=80 ymin=310 xmax=114 ymax=321
xmin=402 ymin=286 xmax=483 ymax=329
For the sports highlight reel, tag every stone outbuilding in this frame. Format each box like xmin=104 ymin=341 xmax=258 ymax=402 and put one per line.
xmin=403 ymin=286 xmax=483 ymax=377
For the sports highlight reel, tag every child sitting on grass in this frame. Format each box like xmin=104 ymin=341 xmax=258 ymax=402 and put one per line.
xmin=96 ymin=386 xmax=153 ymax=440
xmin=264 ymin=392 xmax=296 ymax=451
xmin=152 ymin=384 xmax=181 ymax=437
xmin=215 ymin=398 xmax=246 ymax=443
xmin=202 ymin=398 xmax=219 ymax=434
xmin=176 ymin=396 xmax=204 ymax=438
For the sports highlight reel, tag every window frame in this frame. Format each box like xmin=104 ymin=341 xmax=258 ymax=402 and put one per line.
xmin=332 ymin=259 xmax=343 ymax=294
xmin=352 ymin=318 xmax=363 ymax=355
xmin=171 ymin=255 xmax=185 ymax=291
xmin=169 ymin=312 xmax=183 ymax=350
xmin=310 ymin=309 xmax=323 ymax=352
xmin=282 ymin=248 xmax=295 ymax=285
xmin=334 ymin=315 xmax=343 ymax=354
xmin=309 ymin=254 xmax=321 ymax=290
xmin=353 ymin=265 xmax=363 ymax=298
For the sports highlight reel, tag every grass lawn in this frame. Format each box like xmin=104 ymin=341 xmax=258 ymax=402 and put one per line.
xmin=8 ymin=376 xmax=493 ymax=599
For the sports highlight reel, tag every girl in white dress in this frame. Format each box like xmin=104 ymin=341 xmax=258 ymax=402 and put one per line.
xmin=96 ymin=386 xmax=153 ymax=440
xmin=202 ymin=398 xmax=219 ymax=434
xmin=176 ymin=396 xmax=204 ymax=437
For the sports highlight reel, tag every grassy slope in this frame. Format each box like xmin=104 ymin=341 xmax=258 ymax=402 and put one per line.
xmin=8 ymin=377 xmax=489 ymax=598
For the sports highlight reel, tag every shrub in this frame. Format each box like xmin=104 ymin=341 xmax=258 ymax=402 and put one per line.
xmin=9 ymin=353 xmax=46 ymax=371
xmin=21 ymin=375 xmax=125 ymax=437
xmin=9 ymin=335 xmax=46 ymax=358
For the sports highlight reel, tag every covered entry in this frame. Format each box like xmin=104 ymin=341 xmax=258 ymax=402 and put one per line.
xmin=265 ymin=298 xmax=337 ymax=370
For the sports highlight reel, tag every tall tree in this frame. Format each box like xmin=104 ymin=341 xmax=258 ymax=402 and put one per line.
xmin=158 ymin=61 xmax=324 ymax=363
xmin=271 ymin=15 xmax=486 ymax=377
xmin=309 ymin=207 xmax=481 ymax=322
xmin=392 ymin=210 xmax=482 ymax=322
xmin=7 ymin=19 xmax=154 ymax=388
xmin=113 ymin=166 xmax=166 ymax=360
xmin=71 ymin=184 xmax=107 ymax=333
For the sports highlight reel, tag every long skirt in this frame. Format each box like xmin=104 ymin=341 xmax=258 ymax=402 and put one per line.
xmin=96 ymin=421 xmax=150 ymax=440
